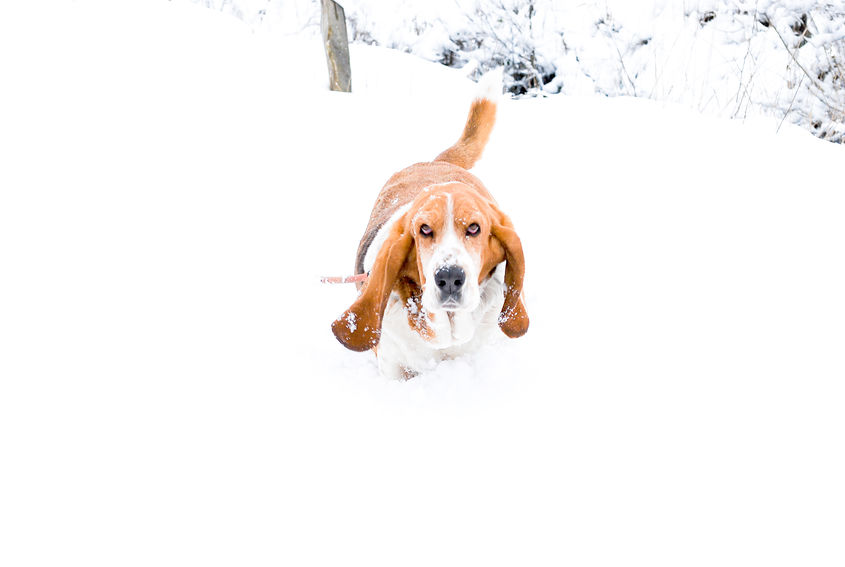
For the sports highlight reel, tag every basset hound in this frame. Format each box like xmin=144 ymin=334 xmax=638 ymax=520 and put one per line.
xmin=332 ymin=73 xmax=528 ymax=379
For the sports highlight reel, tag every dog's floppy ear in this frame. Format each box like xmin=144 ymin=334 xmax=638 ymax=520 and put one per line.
xmin=490 ymin=212 xmax=529 ymax=338
xmin=332 ymin=217 xmax=413 ymax=351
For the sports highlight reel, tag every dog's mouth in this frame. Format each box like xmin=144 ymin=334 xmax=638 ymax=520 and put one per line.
xmin=439 ymin=299 xmax=461 ymax=311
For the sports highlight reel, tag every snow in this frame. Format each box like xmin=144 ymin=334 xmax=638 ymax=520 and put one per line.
xmin=476 ymin=66 xmax=504 ymax=101
xmin=1 ymin=1 xmax=844 ymax=566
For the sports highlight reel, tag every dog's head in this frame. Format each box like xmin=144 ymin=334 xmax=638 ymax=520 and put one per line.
xmin=332 ymin=182 xmax=528 ymax=351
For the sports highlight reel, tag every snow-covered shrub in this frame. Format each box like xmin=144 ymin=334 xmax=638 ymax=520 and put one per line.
xmin=754 ymin=4 xmax=845 ymax=142
xmin=440 ymin=0 xmax=558 ymax=95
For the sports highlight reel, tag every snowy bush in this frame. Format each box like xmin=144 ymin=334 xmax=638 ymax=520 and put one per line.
xmin=439 ymin=0 xmax=558 ymax=95
xmin=733 ymin=2 xmax=845 ymax=142
xmin=191 ymin=0 xmax=845 ymax=142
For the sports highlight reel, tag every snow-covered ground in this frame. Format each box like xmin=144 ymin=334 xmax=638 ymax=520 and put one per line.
xmin=193 ymin=0 xmax=845 ymax=142
xmin=1 ymin=1 xmax=844 ymax=565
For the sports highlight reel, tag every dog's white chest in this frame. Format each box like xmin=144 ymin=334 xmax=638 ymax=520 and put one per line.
xmin=376 ymin=264 xmax=506 ymax=379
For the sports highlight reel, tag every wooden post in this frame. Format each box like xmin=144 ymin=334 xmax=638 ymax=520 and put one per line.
xmin=320 ymin=0 xmax=352 ymax=92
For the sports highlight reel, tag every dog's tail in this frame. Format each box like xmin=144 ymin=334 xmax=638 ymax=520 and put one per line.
xmin=434 ymin=68 xmax=502 ymax=170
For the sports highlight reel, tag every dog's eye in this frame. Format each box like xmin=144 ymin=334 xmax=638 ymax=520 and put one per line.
xmin=466 ymin=223 xmax=480 ymax=237
xmin=420 ymin=224 xmax=433 ymax=237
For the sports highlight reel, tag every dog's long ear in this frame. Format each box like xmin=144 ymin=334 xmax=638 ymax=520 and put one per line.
xmin=490 ymin=212 xmax=529 ymax=338
xmin=332 ymin=218 xmax=413 ymax=351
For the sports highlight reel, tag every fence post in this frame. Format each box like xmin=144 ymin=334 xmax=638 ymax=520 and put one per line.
xmin=320 ymin=0 xmax=352 ymax=92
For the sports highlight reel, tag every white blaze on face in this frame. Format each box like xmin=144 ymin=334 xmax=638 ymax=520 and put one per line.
xmin=420 ymin=193 xmax=482 ymax=313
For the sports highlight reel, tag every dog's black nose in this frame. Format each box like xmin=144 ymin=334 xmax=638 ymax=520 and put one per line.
xmin=434 ymin=265 xmax=465 ymax=297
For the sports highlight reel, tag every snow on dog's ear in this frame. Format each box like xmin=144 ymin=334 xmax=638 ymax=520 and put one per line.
xmin=332 ymin=218 xmax=413 ymax=351
xmin=490 ymin=211 xmax=529 ymax=338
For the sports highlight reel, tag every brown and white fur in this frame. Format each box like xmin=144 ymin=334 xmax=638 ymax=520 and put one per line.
xmin=332 ymin=71 xmax=528 ymax=379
